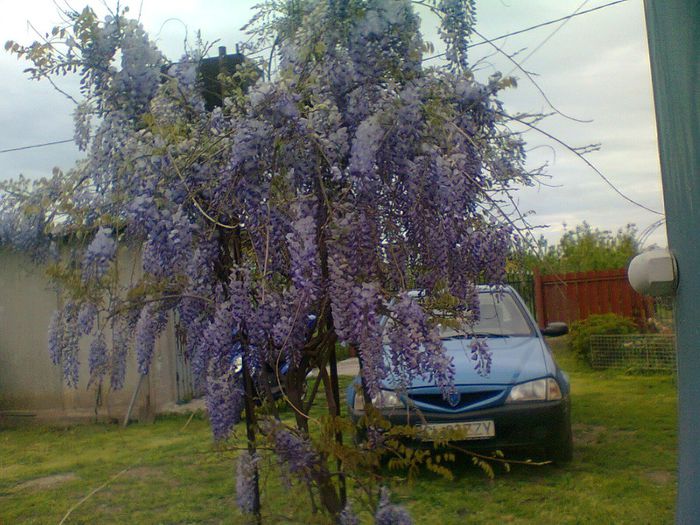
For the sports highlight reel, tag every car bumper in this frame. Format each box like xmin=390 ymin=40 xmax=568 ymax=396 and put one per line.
xmin=353 ymin=397 xmax=571 ymax=452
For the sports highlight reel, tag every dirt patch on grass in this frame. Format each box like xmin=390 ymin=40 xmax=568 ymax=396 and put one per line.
xmin=644 ymin=470 xmax=674 ymax=485
xmin=573 ymin=424 xmax=637 ymax=447
xmin=15 ymin=473 xmax=78 ymax=491
xmin=123 ymin=466 xmax=180 ymax=488
xmin=573 ymin=424 xmax=606 ymax=446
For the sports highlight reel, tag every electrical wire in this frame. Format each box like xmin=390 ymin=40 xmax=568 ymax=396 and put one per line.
xmin=504 ymin=0 xmax=591 ymax=77
xmin=501 ymin=111 xmax=665 ymax=216
xmin=638 ymin=218 xmax=667 ymax=248
xmin=0 ymin=139 xmax=75 ymax=154
xmin=423 ymin=0 xmax=629 ymax=62
xmin=245 ymin=44 xmax=274 ymax=57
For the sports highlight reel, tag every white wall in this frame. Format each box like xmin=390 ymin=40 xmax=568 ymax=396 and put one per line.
xmin=0 ymin=248 xmax=181 ymax=422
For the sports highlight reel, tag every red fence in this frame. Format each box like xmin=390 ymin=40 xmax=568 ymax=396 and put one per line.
xmin=533 ymin=268 xmax=653 ymax=329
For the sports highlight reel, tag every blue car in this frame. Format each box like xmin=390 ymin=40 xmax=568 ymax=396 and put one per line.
xmin=346 ymin=286 xmax=572 ymax=462
xmin=231 ymin=315 xmax=317 ymax=401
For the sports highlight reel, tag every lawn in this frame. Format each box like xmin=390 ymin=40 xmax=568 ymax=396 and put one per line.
xmin=0 ymin=338 xmax=678 ymax=524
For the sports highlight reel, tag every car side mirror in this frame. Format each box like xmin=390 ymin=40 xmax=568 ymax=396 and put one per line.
xmin=541 ymin=322 xmax=569 ymax=337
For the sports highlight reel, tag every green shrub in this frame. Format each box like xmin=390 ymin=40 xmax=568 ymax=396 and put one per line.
xmin=568 ymin=313 xmax=638 ymax=363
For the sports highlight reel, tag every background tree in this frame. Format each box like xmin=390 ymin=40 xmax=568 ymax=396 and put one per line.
xmin=516 ymin=222 xmax=640 ymax=274
xmin=2 ymin=0 xmax=537 ymax=521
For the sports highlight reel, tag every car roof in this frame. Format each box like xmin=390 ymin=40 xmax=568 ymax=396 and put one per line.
xmin=407 ymin=285 xmax=515 ymax=298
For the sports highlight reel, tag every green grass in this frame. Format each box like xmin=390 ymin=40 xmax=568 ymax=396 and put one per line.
xmin=0 ymin=338 xmax=678 ymax=524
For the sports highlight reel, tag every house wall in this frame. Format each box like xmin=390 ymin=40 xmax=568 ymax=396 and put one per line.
xmin=0 ymin=248 xmax=181 ymax=422
xmin=0 ymin=250 xmax=63 ymax=412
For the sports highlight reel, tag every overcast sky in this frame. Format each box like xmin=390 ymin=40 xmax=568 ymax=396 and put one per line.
xmin=0 ymin=0 xmax=667 ymax=247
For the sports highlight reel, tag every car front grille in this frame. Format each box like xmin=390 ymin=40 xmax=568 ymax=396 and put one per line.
xmin=408 ymin=389 xmax=504 ymax=411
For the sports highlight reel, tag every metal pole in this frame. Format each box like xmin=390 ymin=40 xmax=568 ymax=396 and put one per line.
xmin=122 ymin=373 xmax=145 ymax=428
xmin=643 ymin=2 xmax=700 ymax=521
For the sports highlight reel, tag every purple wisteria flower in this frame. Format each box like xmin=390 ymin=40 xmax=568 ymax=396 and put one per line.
xmin=375 ymin=488 xmax=412 ymax=525
xmin=48 ymin=309 xmax=64 ymax=366
xmin=110 ymin=319 xmax=130 ymax=391
xmin=386 ymin=292 xmax=456 ymax=397
xmin=349 ymin=116 xmax=383 ymax=176
xmin=141 ymin=206 xmax=194 ymax=279
xmin=88 ymin=332 xmax=108 ymax=386
xmin=78 ymin=303 xmax=98 ymax=336
xmin=438 ymin=0 xmax=476 ymax=71
xmin=82 ymin=227 xmax=116 ymax=282
xmin=73 ymin=101 xmax=92 ymax=151
xmin=135 ymin=304 xmax=168 ymax=376
xmin=47 ymin=303 xmax=81 ymax=388
xmin=470 ymin=338 xmax=492 ymax=377
xmin=286 ymin=210 xmax=321 ymax=299
xmin=195 ymin=298 xmax=244 ymax=430
xmin=339 ymin=501 xmax=360 ymax=525
xmin=206 ymin=371 xmax=245 ymax=441
xmin=272 ymin=427 xmax=321 ymax=484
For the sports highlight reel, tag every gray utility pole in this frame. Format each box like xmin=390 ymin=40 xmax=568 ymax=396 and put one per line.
xmin=643 ymin=1 xmax=700 ymax=522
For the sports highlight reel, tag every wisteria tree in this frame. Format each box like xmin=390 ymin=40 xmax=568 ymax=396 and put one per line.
xmin=2 ymin=0 xmax=534 ymax=521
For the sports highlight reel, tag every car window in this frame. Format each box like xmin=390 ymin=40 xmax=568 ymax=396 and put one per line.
xmin=438 ymin=292 xmax=534 ymax=338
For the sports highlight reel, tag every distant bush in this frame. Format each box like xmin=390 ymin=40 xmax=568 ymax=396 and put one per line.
xmin=569 ymin=313 xmax=638 ymax=363
xmin=514 ymin=222 xmax=639 ymax=274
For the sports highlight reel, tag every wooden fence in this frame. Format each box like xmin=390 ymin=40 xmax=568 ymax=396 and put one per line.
xmin=533 ymin=268 xmax=654 ymax=329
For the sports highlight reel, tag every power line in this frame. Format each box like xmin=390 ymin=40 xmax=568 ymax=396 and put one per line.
xmin=0 ymin=139 xmax=74 ymax=155
xmin=638 ymin=218 xmax=667 ymax=248
xmin=423 ymin=0 xmax=629 ymax=62
xmin=502 ymin=111 xmax=665 ymax=216
xmin=246 ymin=44 xmax=274 ymax=57
xmin=505 ymin=0 xmax=591 ymax=77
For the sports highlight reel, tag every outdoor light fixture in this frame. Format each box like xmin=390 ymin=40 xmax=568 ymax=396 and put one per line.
xmin=628 ymin=248 xmax=678 ymax=297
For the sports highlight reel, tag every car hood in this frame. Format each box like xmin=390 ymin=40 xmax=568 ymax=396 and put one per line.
xmin=383 ymin=336 xmax=550 ymax=390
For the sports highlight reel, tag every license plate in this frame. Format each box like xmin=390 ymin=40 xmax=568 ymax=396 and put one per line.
xmin=421 ymin=420 xmax=495 ymax=441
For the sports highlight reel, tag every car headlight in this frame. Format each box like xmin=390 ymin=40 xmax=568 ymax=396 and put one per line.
xmin=353 ymin=389 xmax=404 ymax=412
xmin=506 ymin=378 xmax=562 ymax=403
xmin=232 ymin=355 xmax=243 ymax=374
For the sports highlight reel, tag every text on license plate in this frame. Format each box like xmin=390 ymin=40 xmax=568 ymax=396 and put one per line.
xmin=421 ymin=420 xmax=495 ymax=441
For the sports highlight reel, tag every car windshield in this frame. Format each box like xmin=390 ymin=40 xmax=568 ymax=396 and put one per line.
xmin=437 ymin=292 xmax=534 ymax=338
